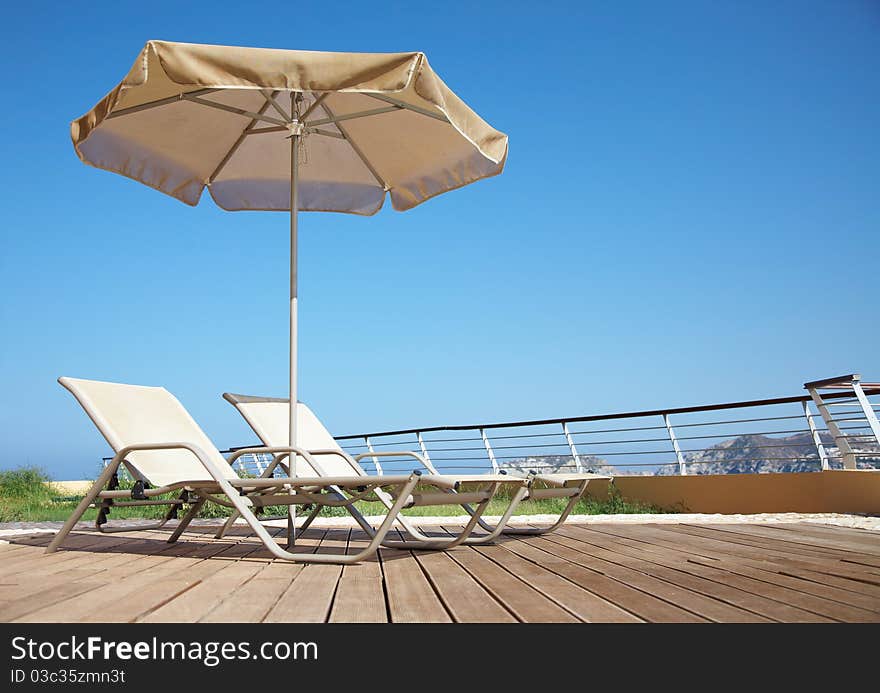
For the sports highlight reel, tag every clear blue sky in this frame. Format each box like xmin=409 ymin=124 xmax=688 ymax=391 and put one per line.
xmin=0 ymin=1 xmax=877 ymax=479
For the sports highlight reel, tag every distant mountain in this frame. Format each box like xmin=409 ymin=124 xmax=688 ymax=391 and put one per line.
xmin=670 ymin=431 xmax=879 ymax=475
xmin=497 ymin=454 xmax=623 ymax=477
xmin=659 ymin=432 xmax=824 ymax=475
xmin=498 ymin=431 xmax=879 ymax=476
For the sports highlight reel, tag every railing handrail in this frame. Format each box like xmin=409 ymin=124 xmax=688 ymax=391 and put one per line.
xmin=335 ymin=387 xmax=880 ymax=440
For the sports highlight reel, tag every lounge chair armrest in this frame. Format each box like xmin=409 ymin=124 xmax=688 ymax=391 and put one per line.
xmin=110 ymin=441 xmax=257 ymax=507
xmin=417 ymin=474 xmax=527 ymax=490
xmin=298 ymin=448 xmax=366 ymax=477
xmin=227 ymin=445 xmax=322 ymax=471
xmin=353 ymin=449 xmax=434 ymax=473
xmin=531 ymin=473 xmax=611 ymax=488
xmin=227 ymin=474 xmax=417 ymax=490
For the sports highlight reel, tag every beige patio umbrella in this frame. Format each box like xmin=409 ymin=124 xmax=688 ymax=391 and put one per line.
xmin=72 ymin=40 xmax=508 ymax=454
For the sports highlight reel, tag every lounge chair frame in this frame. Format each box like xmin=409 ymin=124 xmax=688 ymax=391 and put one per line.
xmin=221 ymin=394 xmax=606 ymax=545
xmin=50 ymin=377 xmax=522 ymax=564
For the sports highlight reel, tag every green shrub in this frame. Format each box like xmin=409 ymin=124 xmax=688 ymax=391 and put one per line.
xmin=0 ymin=466 xmax=52 ymax=498
xmin=0 ymin=466 xmax=56 ymax=522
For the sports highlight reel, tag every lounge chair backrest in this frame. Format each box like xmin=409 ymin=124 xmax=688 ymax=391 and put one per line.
xmin=223 ymin=393 xmax=365 ymax=477
xmin=60 ymin=377 xmax=239 ymax=487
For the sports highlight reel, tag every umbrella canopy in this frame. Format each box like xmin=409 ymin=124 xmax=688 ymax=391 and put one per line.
xmin=71 ymin=40 xmax=508 ymax=461
xmin=72 ymin=40 xmax=507 ymax=214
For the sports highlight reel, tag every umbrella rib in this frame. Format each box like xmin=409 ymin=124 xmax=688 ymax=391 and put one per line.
xmin=208 ymin=91 xmax=281 ymax=184
xmin=260 ymin=89 xmax=292 ymax=121
xmin=300 ymin=93 xmax=328 ymax=121
xmin=182 ymin=94 xmax=288 ymax=127
xmin=106 ymin=88 xmax=222 ymax=119
xmin=306 ymin=105 xmax=401 ymax=128
xmin=309 ymin=128 xmax=345 ymax=139
xmin=364 ymin=93 xmax=448 ymax=123
xmin=246 ymin=126 xmax=288 ymax=135
xmin=319 ymin=102 xmax=388 ymax=191
xmin=244 ymin=125 xmax=344 ymax=139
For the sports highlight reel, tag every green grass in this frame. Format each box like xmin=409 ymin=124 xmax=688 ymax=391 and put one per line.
xmin=0 ymin=467 xmax=58 ymax=522
xmin=0 ymin=465 xmax=669 ymax=523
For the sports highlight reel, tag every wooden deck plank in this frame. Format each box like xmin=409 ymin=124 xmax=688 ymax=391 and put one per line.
xmin=76 ymin=536 xmax=273 ymax=623
xmin=477 ymin=542 xmax=646 ymax=622
xmin=668 ymin=528 xmax=880 ymax=594
xmin=437 ymin=526 xmax=579 ymax=623
xmin=671 ymin=524 xmax=869 ymax=563
xmin=576 ymin=524 xmax=880 ymax=598
xmin=409 ymin=545 xmax=516 ymax=623
xmin=0 ymin=532 xmax=209 ymax=619
xmin=720 ymin=524 xmax=880 ymax=557
xmin=201 ymin=570 xmax=298 ymax=623
xmin=0 ymin=533 xmax=138 ymax=578
xmin=519 ymin=532 xmax=768 ymax=622
xmin=555 ymin=526 xmax=836 ymax=622
xmin=329 ymin=530 xmax=388 ymax=623
xmin=533 ymin=531 xmax=771 ymax=623
xmin=379 ymin=535 xmax=452 ymax=623
xmin=0 ymin=578 xmax=106 ymax=622
xmin=681 ymin=524 xmax=880 ymax=563
xmin=642 ymin=525 xmax=880 ymax=586
xmin=0 ymin=538 xmax=53 ymax=554
xmin=765 ymin=522 xmax=880 ymax=546
xmin=612 ymin=524 xmax=880 ymax=586
xmin=15 ymin=555 xmax=218 ymax=623
xmin=138 ymin=534 xmax=280 ymax=623
xmin=684 ymin=526 xmax=880 ymax=574
xmin=140 ymin=561 xmax=266 ymax=623
xmin=681 ymin=553 xmax=880 ymax=618
xmin=582 ymin=525 xmax=872 ymax=621
xmin=669 ymin=525 xmax=880 ymax=588
xmin=2 ymin=546 xmax=189 ymax=605
xmin=263 ymin=529 xmax=343 ymax=623
xmin=668 ymin=543 xmax=880 ymax=610
xmin=498 ymin=537 xmax=695 ymax=622
xmin=1 ymin=522 xmax=877 ymax=623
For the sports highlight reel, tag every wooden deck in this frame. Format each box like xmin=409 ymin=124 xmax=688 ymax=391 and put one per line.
xmin=1 ymin=522 xmax=878 ymax=623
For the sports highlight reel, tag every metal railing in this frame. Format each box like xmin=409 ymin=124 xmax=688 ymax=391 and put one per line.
xmin=329 ymin=377 xmax=880 ymax=477
xmin=103 ymin=376 xmax=880 ymax=478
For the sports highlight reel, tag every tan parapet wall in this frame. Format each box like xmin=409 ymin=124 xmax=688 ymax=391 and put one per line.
xmin=46 ymin=471 xmax=879 ymax=514
xmin=585 ymin=470 xmax=880 ymax=515
xmin=46 ymin=480 xmax=95 ymax=496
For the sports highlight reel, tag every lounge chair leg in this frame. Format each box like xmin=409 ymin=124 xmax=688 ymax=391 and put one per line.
xmin=381 ymin=483 xmax=502 ymax=551
xmin=227 ymin=475 xmax=421 ymax=564
xmin=461 ymin=484 xmax=530 ymax=544
xmin=97 ymin=489 xmax=188 ymax=534
xmin=502 ymin=479 xmax=590 ymax=535
xmin=46 ymin=460 xmax=121 ymax=553
xmin=286 ymin=503 xmax=295 ymax=548
xmin=166 ymin=497 xmax=206 ymax=543
xmin=298 ymin=504 xmax=322 ymax=533
xmin=215 ymin=511 xmax=238 ymax=539
xmin=214 ymin=454 xmax=291 ymax=540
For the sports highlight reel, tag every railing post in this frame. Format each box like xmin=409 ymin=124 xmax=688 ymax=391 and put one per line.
xmin=663 ymin=413 xmax=687 ymax=475
xmin=802 ymin=400 xmax=830 ymax=470
xmin=561 ymin=421 xmax=583 ymax=473
xmin=416 ymin=431 xmax=437 ymax=473
xmin=364 ymin=436 xmax=383 ymax=474
xmin=480 ymin=428 xmax=499 ymax=473
xmin=852 ymin=380 xmax=880 ymax=448
xmin=807 ymin=386 xmax=857 ymax=469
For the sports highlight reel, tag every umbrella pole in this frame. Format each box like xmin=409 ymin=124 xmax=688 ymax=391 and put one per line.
xmin=288 ymin=125 xmax=300 ymax=548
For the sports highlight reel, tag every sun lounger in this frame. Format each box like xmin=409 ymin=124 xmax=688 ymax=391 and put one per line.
xmin=221 ymin=393 xmax=606 ymax=544
xmin=48 ymin=377 xmax=522 ymax=564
